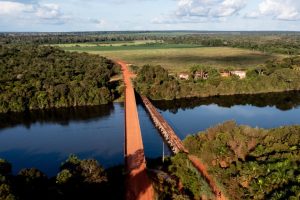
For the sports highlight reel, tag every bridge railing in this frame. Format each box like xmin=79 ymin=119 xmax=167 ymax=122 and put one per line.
xmin=140 ymin=95 xmax=188 ymax=154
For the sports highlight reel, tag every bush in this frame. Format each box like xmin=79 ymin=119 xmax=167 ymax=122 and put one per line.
xmin=60 ymin=155 xmax=107 ymax=184
xmin=56 ymin=169 xmax=72 ymax=184
xmin=0 ymin=184 xmax=16 ymax=200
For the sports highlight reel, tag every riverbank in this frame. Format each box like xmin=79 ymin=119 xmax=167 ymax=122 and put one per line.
xmin=1 ymin=91 xmax=300 ymax=175
xmin=141 ymin=81 xmax=300 ymax=102
xmin=152 ymin=90 xmax=300 ymax=112
xmin=159 ymin=122 xmax=300 ymax=199
xmin=134 ymin=57 xmax=300 ymax=101
xmin=0 ymin=44 xmax=122 ymax=114
xmin=2 ymin=122 xmax=299 ymax=200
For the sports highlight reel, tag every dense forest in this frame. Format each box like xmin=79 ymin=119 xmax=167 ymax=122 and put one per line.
xmin=1 ymin=31 xmax=300 ymax=55
xmin=168 ymin=122 xmax=300 ymax=199
xmin=134 ymin=56 xmax=300 ymax=100
xmin=165 ymin=34 xmax=300 ymax=55
xmin=0 ymin=44 xmax=121 ymax=113
xmin=0 ymin=31 xmax=162 ymax=45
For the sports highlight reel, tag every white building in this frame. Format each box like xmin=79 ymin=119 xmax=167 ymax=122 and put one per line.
xmin=179 ymin=73 xmax=189 ymax=80
xmin=230 ymin=71 xmax=246 ymax=79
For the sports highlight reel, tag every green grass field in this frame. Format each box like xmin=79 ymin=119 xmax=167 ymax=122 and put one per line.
xmin=61 ymin=42 xmax=284 ymax=73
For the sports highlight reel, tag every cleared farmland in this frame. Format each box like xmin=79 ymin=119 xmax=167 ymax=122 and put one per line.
xmin=62 ymin=43 xmax=284 ymax=73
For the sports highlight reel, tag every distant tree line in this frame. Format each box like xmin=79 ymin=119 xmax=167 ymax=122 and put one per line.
xmin=1 ymin=32 xmax=300 ymax=55
xmin=165 ymin=34 xmax=300 ymax=55
xmin=0 ymin=44 xmax=121 ymax=113
xmin=0 ymin=32 xmax=164 ymax=45
xmin=134 ymin=57 xmax=300 ymax=100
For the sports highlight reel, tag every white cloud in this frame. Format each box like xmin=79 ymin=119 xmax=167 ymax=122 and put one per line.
xmin=176 ymin=0 xmax=246 ymax=18
xmin=0 ymin=1 xmax=34 ymax=15
xmin=211 ymin=0 xmax=246 ymax=17
xmin=246 ymin=0 xmax=300 ymax=21
xmin=0 ymin=1 xmax=67 ymax=24
xmin=1 ymin=0 xmax=299 ymax=31
xmin=35 ymin=4 xmax=62 ymax=20
xmin=153 ymin=0 xmax=247 ymax=24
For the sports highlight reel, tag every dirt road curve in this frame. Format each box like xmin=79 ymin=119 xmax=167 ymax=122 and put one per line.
xmin=118 ymin=61 xmax=154 ymax=200
xmin=188 ymin=155 xmax=227 ymax=200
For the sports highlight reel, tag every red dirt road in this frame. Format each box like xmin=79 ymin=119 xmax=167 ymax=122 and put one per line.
xmin=188 ymin=155 xmax=227 ymax=200
xmin=118 ymin=61 xmax=154 ymax=200
xmin=118 ymin=60 xmax=225 ymax=200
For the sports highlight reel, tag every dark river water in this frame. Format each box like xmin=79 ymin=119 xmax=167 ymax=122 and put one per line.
xmin=0 ymin=91 xmax=300 ymax=176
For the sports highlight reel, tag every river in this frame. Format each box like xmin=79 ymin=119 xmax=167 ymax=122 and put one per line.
xmin=0 ymin=91 xmax=300 ymax=176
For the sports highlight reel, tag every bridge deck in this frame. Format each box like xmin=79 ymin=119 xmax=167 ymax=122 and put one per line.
xmin=118 ymin=61 xmax=154 ymax=200
xmin=141 ymin=95 xmax=226 ymax=200
xmin=141 ymin=96 xmax=188 ymax=154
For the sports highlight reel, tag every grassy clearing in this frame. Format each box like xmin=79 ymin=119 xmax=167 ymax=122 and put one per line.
xmin=54 ymin=40 xmax=162 ymax=48
xmin=59 ymin=41 xmax=285 ymax=73
xmin=62 ymin=43 xmax=201 ymax=52
xmin=66 ymin=45 xmax=283 ymax=73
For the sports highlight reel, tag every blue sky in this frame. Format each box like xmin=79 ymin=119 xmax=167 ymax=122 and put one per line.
xmin=0 ymin=0 xmax=300 ymax=32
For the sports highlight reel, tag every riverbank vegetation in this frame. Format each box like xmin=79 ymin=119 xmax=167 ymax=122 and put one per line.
xmin=0 ymin=44 xmax=121 ymax=113
xmin=1 ymin=122 xmax=299 ymax=199
xmin=0 ymin=155 xmax=124 ymax=200
xmin=153 ymin=91 xmax=300 ymax=113
xmin=134 ymin=56 xmax=300 ymax=100
xmin=170 ymin=121 xmax=300 ymax=199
